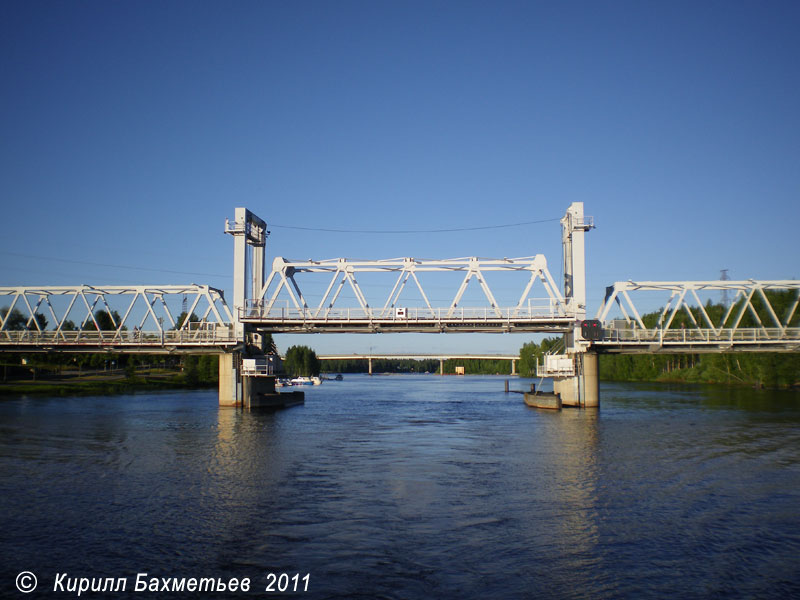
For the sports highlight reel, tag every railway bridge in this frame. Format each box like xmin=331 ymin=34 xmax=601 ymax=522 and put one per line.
xmin=2 ymin=203 xmax=797 ymax=407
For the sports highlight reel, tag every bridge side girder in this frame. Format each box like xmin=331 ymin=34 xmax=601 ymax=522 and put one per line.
xmin=594 ymin=280 xmax=800 ymax=352
xmin=247 ymin=255 xmax=571 ymax=331
xmin=0 ymin=285 xmax=236 ymax=352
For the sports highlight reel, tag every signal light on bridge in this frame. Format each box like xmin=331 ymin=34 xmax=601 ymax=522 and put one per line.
xmin=581 ymin=319 xmax=603 ymax=341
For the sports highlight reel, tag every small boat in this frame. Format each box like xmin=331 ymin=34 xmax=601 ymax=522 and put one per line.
xmin=290 ymin=376 xmax=315 ymax=386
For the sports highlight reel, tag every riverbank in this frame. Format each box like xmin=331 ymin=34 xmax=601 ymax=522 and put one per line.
xmin=599 ymin=353 xmax=800 ymax=390
xmin=0 ymin=371 xmax=216 ymax=396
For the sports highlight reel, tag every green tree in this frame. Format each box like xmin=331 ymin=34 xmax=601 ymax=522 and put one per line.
xmin=172 ymin=312 xmax=199 ymax=330
xmin=284 ymin=345 xmax=320 ymax=377
xmin=183 ymin=355 xmax=200 ymax=385
xmin=263 ymin=332 xmax=278 ymax=354
xmin=599 ymin=292 xmax=800 ymax=388
xmin=84 ymin=309 xmax=123 ymax=331
xmin=1 ymin=307 xmax=47 ymax=330
xmin=518 ymin=337 xmax=561 ymax=377
xmin=198 ymin=355 xmax=219 ymax=382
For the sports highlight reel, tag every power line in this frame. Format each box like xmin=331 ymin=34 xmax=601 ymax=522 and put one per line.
xmin=269 ymin=217 xmax=561 ymax=234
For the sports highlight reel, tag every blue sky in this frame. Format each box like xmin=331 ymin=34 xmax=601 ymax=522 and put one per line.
xmin=1 ymin=0 xmax=798 ymax=355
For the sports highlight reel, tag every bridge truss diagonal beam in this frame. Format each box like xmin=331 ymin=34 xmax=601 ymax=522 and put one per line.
xmin=594 ymin=280 xmax=800 ymax=353
xmin=0 ymin=285 xmax=237 ymax=352
xmin=244 ymin=256 xmax=573 ymax=333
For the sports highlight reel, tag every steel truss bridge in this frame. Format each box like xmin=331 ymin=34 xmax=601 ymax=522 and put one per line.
xmin=0 ymin=285 xmax=236 ymax=353
xmin=0 ymin=204 xmax=798 ymax=356
xmin=243 ymin=255 xmax=572 ymax=333
xmin=594 ymin=280 xmax=800 ymax=354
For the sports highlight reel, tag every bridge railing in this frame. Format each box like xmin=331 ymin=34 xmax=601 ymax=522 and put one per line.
xmin=0 ymin=327 xmax=237 ymax=347
xmin=241 ymin=303 xmax=569 ymax=323
xmin=598 ymin=326 xmax=800 ymax=345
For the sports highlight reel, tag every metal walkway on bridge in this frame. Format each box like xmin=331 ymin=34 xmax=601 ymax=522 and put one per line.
xmin=592 ymin=280 xmax=800 ymax=353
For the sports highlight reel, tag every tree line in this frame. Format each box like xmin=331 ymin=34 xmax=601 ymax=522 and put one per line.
xmin=598 ymin=291 xmax=799 ymax=388
xmin=0 ymin=308 xmax=220 ymax=386
xmin=0 ymin=306 xmax=207 ymax=332
xmin=319 ymin=357 xmax=514 ymax=375
xmin=6 ymin=294 xmax=798 ymax=388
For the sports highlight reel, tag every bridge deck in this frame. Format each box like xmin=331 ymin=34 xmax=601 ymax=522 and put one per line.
xmin=0 ymin=329 xmax=239 ymax=353
xmin=240 ymin=307 xmax=574 ymax=333
xmin=594 ymin=327 xmax=800 ymax=353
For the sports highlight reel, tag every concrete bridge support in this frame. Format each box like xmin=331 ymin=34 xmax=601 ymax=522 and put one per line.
xmin=582 ymin=352 xmax=599 ymax=408
xmin=552 ymin=352 xmax=599 ymax=408
xmin=219 ymin=351 xmax=303 ymax=408
xmin=553 ymin=377 xmax=579 ymax=407
xmin=219 ymin=352 xmax=240 ymax=406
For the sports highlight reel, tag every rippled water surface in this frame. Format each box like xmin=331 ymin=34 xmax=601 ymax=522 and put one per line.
xmin=2 ymin=376 xmax=800 ymax=598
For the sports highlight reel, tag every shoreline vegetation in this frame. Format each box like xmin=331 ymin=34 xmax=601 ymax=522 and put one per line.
xmin=0 ymin=354 xmax=219 ymax=397
xmin=3 ymin=297 xmax=798 ymax=395
xmin=3 ymin=337 xmax=798 ymax=397
xmin=0 ymin=374 xmax=218 ymax=396
xmin=599 ymin=353 xmax=800 ymax=390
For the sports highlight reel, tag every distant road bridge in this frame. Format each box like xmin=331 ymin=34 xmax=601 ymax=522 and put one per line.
xmin=317 ymin=353 xmax=519 ymax=375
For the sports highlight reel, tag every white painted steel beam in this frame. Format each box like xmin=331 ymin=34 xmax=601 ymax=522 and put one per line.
xmin=245 ymin=255 xmax=573 ymax=332
xmin=0 ymin=285 xmax=236 ymax=351
xmin=594 ymin=280 xmax=800 ymax=352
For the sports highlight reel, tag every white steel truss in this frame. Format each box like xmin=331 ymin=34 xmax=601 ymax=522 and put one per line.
xmin=242 ymin=256 xmax=574 ymax=332
xmin=0 ymin=285 xmax=237 ymax=352
xmin=594 ymin=280 xmax=800 ymax=353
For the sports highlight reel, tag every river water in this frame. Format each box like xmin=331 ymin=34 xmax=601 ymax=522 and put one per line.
xmin=1 ymin=376 xmax=799 ymax=599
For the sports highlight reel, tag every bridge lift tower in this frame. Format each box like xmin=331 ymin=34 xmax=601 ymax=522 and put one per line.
xmin=219 ymin=203 xmax=598 ymax=407
xmin=220 ymin=208 xmax=270 ymax=405
xmin=553 ymin=201 xmax=598 ymax=407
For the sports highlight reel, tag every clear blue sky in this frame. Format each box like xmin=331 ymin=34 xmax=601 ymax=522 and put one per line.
xmin=2 ymin=0 xmax=798 ymax=355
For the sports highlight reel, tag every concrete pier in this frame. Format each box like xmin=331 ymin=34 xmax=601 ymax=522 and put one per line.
xmin=551 ymin=352 xmax=600 ymax=408
xmin=218 ymin=353 xmax=239 ymax=406
xmin=219 ymin=352 xmax=304 ymax=409
xmin=243 ymin=375 xmax=304 ymax=409
xmin=553 ymin=377 xmax=580 ymax=407
xmin=583 ymin=352 xmax=599 ymax=408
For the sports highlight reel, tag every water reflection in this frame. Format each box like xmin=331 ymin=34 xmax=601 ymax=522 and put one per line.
xmin=0 ymin=379 xmax=798 ymax=598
